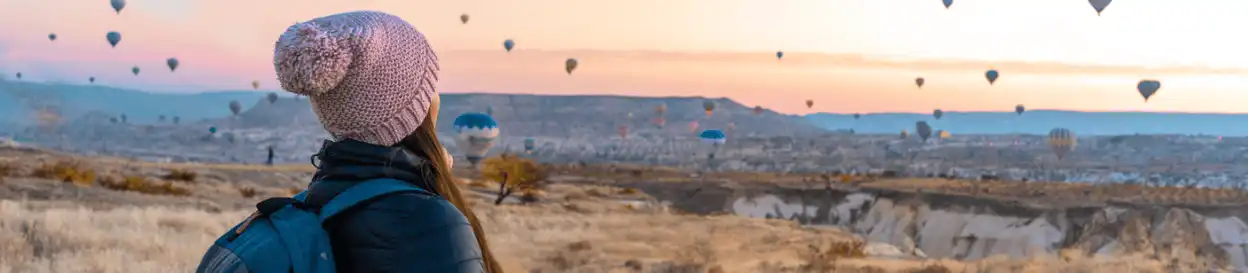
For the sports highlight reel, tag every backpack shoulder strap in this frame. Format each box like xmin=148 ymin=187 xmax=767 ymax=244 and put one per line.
xmin=316 ymin=178 xmax=430 ymax=223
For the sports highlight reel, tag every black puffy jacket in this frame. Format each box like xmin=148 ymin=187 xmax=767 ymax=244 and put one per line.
xmin=303 ymin=139 xmax=485 ymax=273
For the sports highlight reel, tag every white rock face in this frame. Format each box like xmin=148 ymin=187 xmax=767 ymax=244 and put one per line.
xmin=729 ymin=191 xmax=1241 ymax=271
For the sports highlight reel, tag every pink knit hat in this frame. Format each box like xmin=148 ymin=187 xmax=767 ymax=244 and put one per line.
xmin=274 ymin=11 xmax=438 ymax=146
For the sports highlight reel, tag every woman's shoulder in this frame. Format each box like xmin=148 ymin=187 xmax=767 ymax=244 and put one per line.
xmin=353 ymin=191 xmax=470 ymax=227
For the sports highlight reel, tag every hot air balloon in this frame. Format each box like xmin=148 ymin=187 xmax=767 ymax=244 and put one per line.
xmin=942 ymin=0 xmax=953 ymax=9
xmin=266 ymin=92 xmax=278 ymax=104
xmin=776 ymin=51 xmax=784 ymax=60
xmin=110 ymin=0 xmax=125 ymax=14
xmin=1137 ymin=80 xmax=1161 ymax=102
xmin=932 ymin=109 xmax=943 ymax=120
xmin=617 ymin=126 xmax=629 ymax=138
xmin=209 ymin=127 xmax=217 ymax=134
xmin=853 ymin=113 xmax=861 ymax=120
xmin=88 ymin=77 xmax=95 ymax=84
xmin=460 ymin=14 xmax=470 ymax=24
xmin=900 ymin=130 xmax=910 ymax=139
xmin=699 ymin=129 xmax=727 ymax=160
xmin=752 ymin=106 xmax=764 ymax=115
xmin=48 ymin=33 xmax=56 ymax=41
xmin=228 ymin=100 xmax=242 ymax=116
xmin=503 ymin=39 xmax=515 ymax=52
xmin=915 ymin=77 xmax=925 ymax=88
xmin=106 ymin=31 xmax=121 ymax=48
xmin=453 ymin=112 xmax=499 ymax=166
xmin=985 ymin=70 xmax=999 ymax=85
xmin=131 ymin=66 xmax=140 ymax=76
xmin=805 ymin=100 xmax=814 ymax=109
xmin=915 ymin=121 xmax=932 ymax=142
xmin=688 ymin=121 xmax=699 ymax=133
xmin=251 ymin=80 xmax=260 ymax=90
xmin=1048 ymin=128 xmax=1076 ymax=160
xmin=702 ymin=100 xmax=716 ymax=117
xmin=523 ymin=138 xmax=536 ymax=154
xmin=938 ymin=130 xmax=952 ymax=139
xmin=14 ymin=72 xmax=20 ymax=80
xmin=565 ymin=58 xmax=578 ymax=75
xmin=1089 ymin=0 xmax=1111 ymax=16
xmin=167 ymin=58 xmax=180 ymax=72
xmin=653 ymin=104 xmax=668 ymax=128
xmin=1015 ymin=104 xmax=1025 ymax=115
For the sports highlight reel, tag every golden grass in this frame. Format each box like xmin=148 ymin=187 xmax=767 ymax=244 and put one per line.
xmin=237 ymin=186 xmax=258 ymax=199
xmin=31 ymin=160 xmax=95 ymax=186
xmin=97 ymin=175 xmax=191 ymax=197
xmin=0 ymin=196 xmax=1180 ymax=273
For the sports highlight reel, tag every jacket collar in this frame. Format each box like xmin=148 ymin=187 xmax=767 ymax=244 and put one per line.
xmin=309 ymin=139 xmax=437 ymax=194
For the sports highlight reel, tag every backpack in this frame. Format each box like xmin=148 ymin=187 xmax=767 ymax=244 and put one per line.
xmin=194 ymin=178 xmax=429 ymax=273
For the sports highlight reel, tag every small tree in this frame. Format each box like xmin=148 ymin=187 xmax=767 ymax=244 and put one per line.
xmin=481 ymin=153 xmax=547 ymax=205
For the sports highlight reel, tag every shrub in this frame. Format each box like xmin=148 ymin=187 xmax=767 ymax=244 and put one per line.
xmin=163 ymin=169 xmax=198 ymax=182
xmin=98 ymin=175 xmax=191 ymax=196
xmin=0 ymin=161 xmax=13 ymax=182
xmin=481 ymin=154 xmax=548 ymax=205
xmin=519 ymin=189 xmax=543 ymax=203
xmin=618 ymin=187 xmax=639 ymax=195
xmin=32 ymin=160 xmax=95 ymax=186
xmin=585 ymin=188 xmax=607 ymax=198
xmin=238 ymin=186 xmax=258 ymax=198
xmin=798 ymin=240 xmax=867 ymax=273
xmin=544 ymin=241 xmax=595 ymax=271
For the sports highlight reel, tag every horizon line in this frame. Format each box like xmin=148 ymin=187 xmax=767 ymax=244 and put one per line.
xmin=440 ymin=49 xmax=1248 ymax=76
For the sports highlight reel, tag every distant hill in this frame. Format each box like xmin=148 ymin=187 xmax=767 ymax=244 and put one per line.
xmin=806 ymin=110 xmax=1248 ymax=136
xmin=0 ymin=81 xmax=826 ymax=138
xmin=237 ymin=93 xmax=828 ymax=137
xmin=0 ymin=80 xmax=271 ymax=129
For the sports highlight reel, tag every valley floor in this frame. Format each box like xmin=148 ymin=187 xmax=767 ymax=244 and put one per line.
xmin=0 ymin=147 xmax=1205 ymax=273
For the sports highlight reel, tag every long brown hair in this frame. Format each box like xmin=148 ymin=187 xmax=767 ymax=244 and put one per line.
xmin=398 ymin=106 xmax=503 ymax=273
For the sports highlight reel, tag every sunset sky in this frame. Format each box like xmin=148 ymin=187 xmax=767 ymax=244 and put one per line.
xmin=1 ymin=0 xmax=1247 ymax=114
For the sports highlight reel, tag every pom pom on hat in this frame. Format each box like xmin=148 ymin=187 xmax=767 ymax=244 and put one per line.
xmin=274 ymin=22 xmax=352 ymax=96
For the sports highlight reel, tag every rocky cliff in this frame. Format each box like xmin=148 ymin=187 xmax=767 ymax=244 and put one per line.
xmin=617 ymin=181 xmax=1247 ymax=272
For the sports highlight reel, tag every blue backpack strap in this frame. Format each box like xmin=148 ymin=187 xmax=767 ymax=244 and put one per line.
xmin=316 ymin=178 xmax=430 ymax=223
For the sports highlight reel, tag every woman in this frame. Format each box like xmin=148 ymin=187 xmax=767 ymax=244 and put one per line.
xmin=273 ymin=11 xmax=501 ymax=273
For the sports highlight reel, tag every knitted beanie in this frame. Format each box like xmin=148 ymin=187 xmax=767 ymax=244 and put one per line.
xmin=274 ymin=11 xmax=438 ymax=146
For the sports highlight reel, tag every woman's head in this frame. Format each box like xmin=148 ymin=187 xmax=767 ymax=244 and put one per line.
xmin=274 ymin=11 xmax=499 ymax=272
xmin=274 ymin=11 xmax=439 ymax=147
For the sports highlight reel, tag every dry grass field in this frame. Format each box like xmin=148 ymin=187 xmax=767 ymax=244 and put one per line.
xmin=0 ymin=146 xmax=1199 ymax=272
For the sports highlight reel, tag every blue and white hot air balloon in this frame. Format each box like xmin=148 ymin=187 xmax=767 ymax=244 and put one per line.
xmin=523 ymin=138 xmax=536 ymax=154
xmin=699 ymin=129 xmax=727 ymax=159
xmin=453 ymin=112 xmax=500 ymax=166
